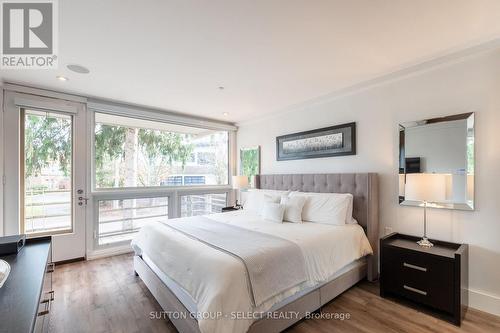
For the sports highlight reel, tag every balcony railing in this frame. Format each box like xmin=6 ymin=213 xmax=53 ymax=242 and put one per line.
xmin=98 ymin=197 xmax=169 ymax=245
xmin=24 ymin=189 xmax=71 ymax=233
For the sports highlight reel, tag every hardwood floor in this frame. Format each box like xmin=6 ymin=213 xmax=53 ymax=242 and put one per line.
xmin=49 ymin=254 xmax=500 ymax=333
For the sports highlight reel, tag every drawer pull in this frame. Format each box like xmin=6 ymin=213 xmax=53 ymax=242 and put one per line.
xmin=404 ymin=285 xmax=427 ymax=296
xmin=403 ymin=262 xmax=427 ymax=272
xmin=38 ymin=292 xmax=52 ymax=316
xmin=37 ymin=310 xmax=49 ymax=316
xmin=41 ymin=291 xmax=55 ymax=303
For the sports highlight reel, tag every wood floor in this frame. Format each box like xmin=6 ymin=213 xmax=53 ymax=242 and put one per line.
xmin=49 ymin=253 xmax=500 ymax=333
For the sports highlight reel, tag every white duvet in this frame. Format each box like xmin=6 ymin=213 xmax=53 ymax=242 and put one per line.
xmin=131 ymin=210 xmax=373 ymax=333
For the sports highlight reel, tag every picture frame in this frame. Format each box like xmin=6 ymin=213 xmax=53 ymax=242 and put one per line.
xmin=239 ymin=146 xmax=260 ymax=188
xmin=276 ymin=122 xmax=356 ymax=161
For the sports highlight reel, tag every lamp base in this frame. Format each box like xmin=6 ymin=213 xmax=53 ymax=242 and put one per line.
xmin=417 ymin=237 xmax=434 ymax=248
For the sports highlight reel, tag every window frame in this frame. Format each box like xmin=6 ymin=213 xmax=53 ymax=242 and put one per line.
xmin=87 ymin=103 xmax=236 ymax=251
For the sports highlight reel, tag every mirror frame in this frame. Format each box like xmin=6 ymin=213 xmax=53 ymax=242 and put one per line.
xmin=399 ymin=112 xmax=475 ymax=211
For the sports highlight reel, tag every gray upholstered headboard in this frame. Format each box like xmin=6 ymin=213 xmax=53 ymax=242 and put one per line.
xmin=255 ymin=173 xmax=379 ymax=280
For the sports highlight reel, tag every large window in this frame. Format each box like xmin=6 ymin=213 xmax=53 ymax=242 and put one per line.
xmin=94 ymin=113 xmax=229 ymax=188
xmin=91 ymin=111 xmax=232 ymax=249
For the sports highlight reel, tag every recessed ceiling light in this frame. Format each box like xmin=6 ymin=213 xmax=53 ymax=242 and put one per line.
xmin=223 ymin=112 xmax=229 ymax=116
xmin=56 ymin=75 xmax=69 ymax=81
xmin=67 ymin=64 xmax=90 ymax=74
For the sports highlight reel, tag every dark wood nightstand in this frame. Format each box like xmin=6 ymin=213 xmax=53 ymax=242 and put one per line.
xmin=380 ymin=233 xmax=468 ymax=326
xmin=221 ymin=206 xmax=243 ymax=212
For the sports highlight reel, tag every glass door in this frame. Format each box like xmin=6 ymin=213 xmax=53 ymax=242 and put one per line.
xmin=3 ymin=91 xmax=87 ymax=262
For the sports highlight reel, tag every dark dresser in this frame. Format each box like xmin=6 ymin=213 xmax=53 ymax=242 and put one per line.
xmin=380 ymin=233 xmax=468 ymax=325
xmin=0 ymin=236 xmax=53 ymax=333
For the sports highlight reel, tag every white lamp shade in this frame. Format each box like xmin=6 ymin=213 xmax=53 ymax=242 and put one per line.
xmin=405 ymin=173 xmax=448 ymax=203
xmin=232 ymin=176 xmax=249 ymax=189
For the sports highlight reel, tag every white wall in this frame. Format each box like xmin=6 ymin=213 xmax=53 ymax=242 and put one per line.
xmin=237 ymin=48 xmax=500 ymax=315
xmin=405 ymin=120 xmax=468 ymax=202
xmin=405 ymin=120 xmax=467 ymax=174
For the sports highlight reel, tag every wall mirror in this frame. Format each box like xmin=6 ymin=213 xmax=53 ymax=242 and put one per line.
xmin=399 ymin=112 xmax=475 ymax=210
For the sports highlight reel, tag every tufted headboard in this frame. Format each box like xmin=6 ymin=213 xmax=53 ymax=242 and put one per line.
xmin=255 ymin=173 xmax=379 ymax=280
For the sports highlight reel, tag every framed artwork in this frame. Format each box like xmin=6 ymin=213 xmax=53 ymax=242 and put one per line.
xmin=240 ymin=146 xmax=260 ymax=188
xmin=276 ymin=122 xmax=356 ymax=161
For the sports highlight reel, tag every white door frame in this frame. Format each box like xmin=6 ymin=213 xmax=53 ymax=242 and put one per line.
xmin=3 ymin=91 xmax=87 ymax=261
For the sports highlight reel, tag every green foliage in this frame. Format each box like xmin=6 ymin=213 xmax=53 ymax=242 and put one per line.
xmin=26 ymin=114 xmax=197 ymax=187
xmin=94 ymin=124 xmax=195 ymax=187
xmin=25 ymin=114 xmax=72 ymax=177
xmin=94 ymin=124 xmax=126 ymax=187
xmin=138 ymin=129 xmax=194 ymax=168
xmin=95 ymin=124 xmax=126 ymax=169
xmin=240 ymin=148 xmax=259 ymax=178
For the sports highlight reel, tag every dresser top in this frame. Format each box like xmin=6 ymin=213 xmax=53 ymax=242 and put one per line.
xmin=383 ymin=234 xmax=461 ymax=259
xmin=0 ymin=237 xmax=51 ymax=333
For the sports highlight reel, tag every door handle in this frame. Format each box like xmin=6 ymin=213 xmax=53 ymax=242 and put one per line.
xmin=77 ymin=196 xmax=89 ymax=206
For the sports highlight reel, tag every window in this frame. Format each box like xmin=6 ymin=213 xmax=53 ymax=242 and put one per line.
xmin=22 ymin=109 xmax=73 ymax=234
xmin=94 ymin=113 xmax=229 ymax=188
xmin=181 ymin=193 xmax=227 ymax=217
xmin=91 ymin=110 xmax=233 ymax=250
xmin=197 ymin=152 xmax=216 ymax=165
xmin=98 ymin=196 xmax=168 ymax=245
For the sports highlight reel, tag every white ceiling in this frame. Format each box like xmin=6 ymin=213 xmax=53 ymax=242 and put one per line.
xmin=2 ymin=0 xmax=500 ymax=123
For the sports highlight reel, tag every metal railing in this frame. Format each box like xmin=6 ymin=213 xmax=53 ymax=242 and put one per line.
xmin=181 ymin=193 xmax=227 ymax=216
xmin=98 ymin=198 xmax=169 ymax=244
xmin=24 ymin=189 xmax=72 ymax=233
xmin=98 ymin=194 xmax=227 ymax=244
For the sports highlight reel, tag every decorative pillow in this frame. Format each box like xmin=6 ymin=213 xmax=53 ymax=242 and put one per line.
xmin=290 ymin=192 xmax=353 ymax=225
xmin=280 ymin=195 xmax=306 ymax=223
xmin=262 ymin=202 xmax=285 ymax=223
xmin=244 ymin=190 xmax=281 ymax=214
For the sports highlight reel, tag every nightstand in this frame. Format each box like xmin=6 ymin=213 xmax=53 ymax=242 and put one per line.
xmin=221 ymin=206 xmax=243 ymax=212
xmin=380 ymin=233 xmax=468 ymax=326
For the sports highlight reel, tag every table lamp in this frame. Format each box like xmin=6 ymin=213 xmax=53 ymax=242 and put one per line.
xmin=232 ymin=176 xmax=249 ymax=208
xmin=405 ymin=173 xmax=447 ymax=248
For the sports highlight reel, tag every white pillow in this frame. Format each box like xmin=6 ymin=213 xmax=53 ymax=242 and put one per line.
xmin=244 ymin=190 xmax=281 ymax=214
xmin=242 ymin=189 xmax=289 ymax=205
xmin=262 ymin=202 xmax=285 ymax=223
xmin=290 ymin=192 xmax=353 ymax=225
xmin=280 ymin=195 xmax=306 ymax=223
xmin=345 ymin=195 xmax=356 ymax=224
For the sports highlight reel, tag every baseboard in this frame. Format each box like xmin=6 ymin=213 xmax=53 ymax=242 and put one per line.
xmin=469 ymin=288 xmax=500 ymax=317
xmin=54 ymin=257 xmax=85 ymax=265
xmin=86 ymin=244 xmax=133 ymax=260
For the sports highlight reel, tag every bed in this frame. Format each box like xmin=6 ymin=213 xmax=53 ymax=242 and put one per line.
xmin=132 ymin=173 xmax=379 ymax=333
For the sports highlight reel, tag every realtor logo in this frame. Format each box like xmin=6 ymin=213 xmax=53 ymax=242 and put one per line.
xmin=1 ymin=0 xmax=58 ymax=68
